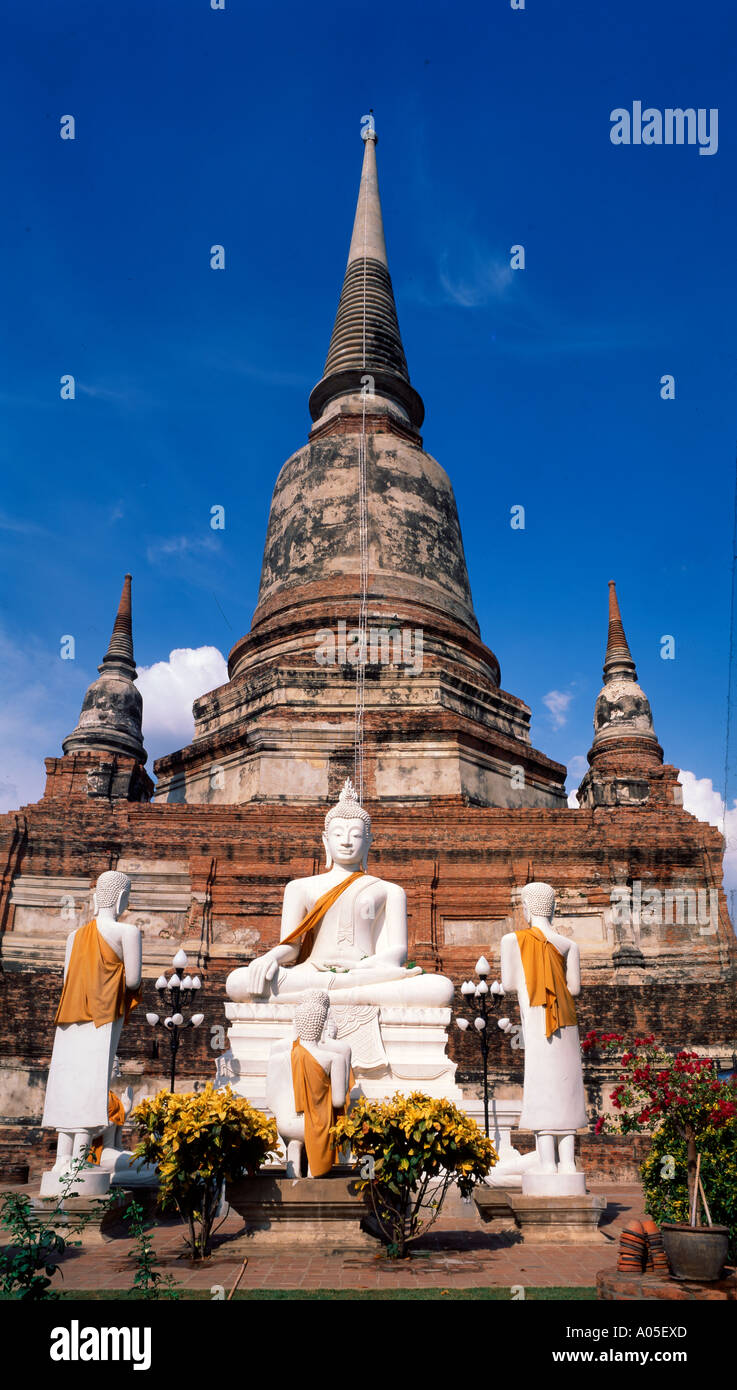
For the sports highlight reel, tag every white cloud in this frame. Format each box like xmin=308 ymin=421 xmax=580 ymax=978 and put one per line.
xmin=679 ymin=770 xmax=737 ymax=892
xmin=679 ymin=770 xmax=725 ymax=825
xmin=0 ymin=635 xmax=229 ymax=813
xmin=145 ymin=534 xmax=222 ymax=565
xmin=438 ymin=251 xmax=513 ymax=308
xmin=543 ymin=688 xmax=574 ymax=730
xmin=560 ymin=766 xmax=737 ymax=893
xmin=566 ymin=754 xmax=588 ymax=806
xmin=0 ymin=509 xmax=48 ymax=536
xmin=136 ymin=646 xmax=228 ymax=747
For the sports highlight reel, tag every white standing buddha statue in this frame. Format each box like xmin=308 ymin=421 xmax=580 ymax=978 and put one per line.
xmin=500 ymin=881 xmax=588 ymax=1183
xmin=226 ymin=779 xmax=453 ymax=1009
xmin=40 ymin=870 xmax=145 ymax=1194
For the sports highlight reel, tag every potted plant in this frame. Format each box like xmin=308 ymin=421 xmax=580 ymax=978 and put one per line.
xmin=586 ymin=1033 xmax=736 ymax=1281
xmin=132 ymin=1083 xmax=279 ymax=1260
xmin=332 ymin=1090 xmax=497 ymax=1259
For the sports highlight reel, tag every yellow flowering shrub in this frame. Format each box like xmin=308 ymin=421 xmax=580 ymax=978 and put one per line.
xmin=332 ymin=1091 xmax=497 ymax=1258
xmin=132 ymin=1084 xmax=279 ymax=1259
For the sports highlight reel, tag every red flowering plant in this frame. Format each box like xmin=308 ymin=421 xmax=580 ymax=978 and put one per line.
xmin=586 ymin=1032 xmax=737 ymax=1222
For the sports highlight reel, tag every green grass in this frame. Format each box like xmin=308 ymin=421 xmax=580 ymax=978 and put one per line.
xmin=1 ymin=1287 xmax=596 ymax=1301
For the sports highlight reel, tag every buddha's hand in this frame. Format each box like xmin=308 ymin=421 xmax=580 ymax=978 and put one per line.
xmin=314 ymin=957 xmax=353 ymax=973
xmin=246 ymin=950 xmax=281 ymax=995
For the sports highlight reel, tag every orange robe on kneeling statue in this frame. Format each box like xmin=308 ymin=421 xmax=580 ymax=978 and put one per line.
xmin=290 ymin=1041 xmax=342 ymax=1178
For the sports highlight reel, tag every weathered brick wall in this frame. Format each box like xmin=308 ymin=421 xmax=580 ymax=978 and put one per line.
xmin=1 ymin=792 xmax=734 ymax=1181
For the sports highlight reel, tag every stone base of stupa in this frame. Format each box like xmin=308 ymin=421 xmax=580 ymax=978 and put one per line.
xmin=219 ymin=1000 xmax=462 ymax=1108
xmin=226 ymin=1172 xmax=377 ymax=1249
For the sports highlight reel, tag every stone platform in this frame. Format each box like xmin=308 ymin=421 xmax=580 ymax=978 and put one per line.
xmin=221 ymin=999 xmax=462 ymax=1109
xmin=226 ymin=1172 xmax=376 ymax=1249
xmin=507 ymin=1193 xmax=607 ymax=1242
xmin=474 ymin=1185 xmax=606 ymax=1242
xmin=6 ymin=1181 xmax=641 ymax=1290
xmin=597 ymin=1269 xmax=737 ymax=1301
xmin=26 ymin=1189 xmax=156 ymax=1246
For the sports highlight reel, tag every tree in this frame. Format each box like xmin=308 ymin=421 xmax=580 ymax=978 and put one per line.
xmin=584 ymin=1032 xmax=737 ymax=1223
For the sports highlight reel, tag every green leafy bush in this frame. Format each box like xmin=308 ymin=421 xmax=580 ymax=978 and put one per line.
xmin=124 ymin=1198 xmax=181 ymax=1299
xmin=641 ymin=1116 xmax=737 ymax=1261
xmin=0 ymin=1161 xmax=109 ymax=1299
xmin=332 ymin=1091 xmax=497 ymax=1258
xmin=132 ymin=1083 xmax=279 ymax=1259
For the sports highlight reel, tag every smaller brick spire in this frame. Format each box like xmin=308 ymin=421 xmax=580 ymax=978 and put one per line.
xmin=62 ymin=573 xmax=147 ymax=765
xmin=101 ymin=573 xmax=135 ymax=674
xmin=603 ymin=580 xmax=637 ymax=684
xmin=576 ymin=580 xmax=668 ymax=811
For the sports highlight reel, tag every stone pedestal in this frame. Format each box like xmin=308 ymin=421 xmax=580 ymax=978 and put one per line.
xmin=473 ymin=1187 xmax=516 ymax=1225
xmin=597 ymin=1269 xmax=737 ymax=1301
xmin=226 ymin=1173 xmax=376 ymax=1248
xmin=39 ymin=1150 xmax=157 ymax=1198
xmin=221 ymin=1000 xmax=462 ymax=1108
xmin=522 ymin=1171 xmax=587 ymax=1197
xmin=508 ymin=1192 xmax=606 ymax=1241
xmin=39 ymin=1167 xmax=111 ymax=1199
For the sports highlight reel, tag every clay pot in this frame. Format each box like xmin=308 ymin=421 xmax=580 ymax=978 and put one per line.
xmin=661 ymin=1222 xmax=729 ymax=1282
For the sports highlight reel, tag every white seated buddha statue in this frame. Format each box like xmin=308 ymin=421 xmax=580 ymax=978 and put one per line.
xmin=226 ymin=779 xmax=453 ymax=1009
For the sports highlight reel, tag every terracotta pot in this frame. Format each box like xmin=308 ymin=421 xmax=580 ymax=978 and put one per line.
xmin=661 ymin=1222 xmax=729 ymax=1282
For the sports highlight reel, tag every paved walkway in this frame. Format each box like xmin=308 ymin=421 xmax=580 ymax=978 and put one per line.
xmin=26 ymin=1184 xmax=641 ymax=1293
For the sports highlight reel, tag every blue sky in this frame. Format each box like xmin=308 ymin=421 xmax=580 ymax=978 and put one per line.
xmin=2 ymin=0 xmax=737 ymax=870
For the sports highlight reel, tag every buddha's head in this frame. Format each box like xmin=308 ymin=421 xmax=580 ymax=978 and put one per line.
xmin=294 ymin=990 xmax=330 ymax=1043
xmin=521 ymin=880 xmax=556 ymax=925
xmin=93 ymin=869 xmax=132 ymax=918
xmin=323 ymin=778 xmax=372 ymax=871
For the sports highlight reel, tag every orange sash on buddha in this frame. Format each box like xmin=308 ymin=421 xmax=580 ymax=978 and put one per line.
xmin=291 ymin=1041 xmax=337 ymax=1177
xmin=54 ymin=919 xmax=141 ymax=1028
xmin=281 ymin=871 xmax=365 ymax=965
xmin=89 ymin=1090 xmax=126 ymax=1165
xmin=515 ymin=924 xmax=578 ymax=1039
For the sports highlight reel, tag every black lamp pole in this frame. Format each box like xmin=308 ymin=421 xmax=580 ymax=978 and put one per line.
xmin=146 ymin=950 xmax=205 ymax=1092
xmin=455 ymin=956 xmax=512 ymax=1137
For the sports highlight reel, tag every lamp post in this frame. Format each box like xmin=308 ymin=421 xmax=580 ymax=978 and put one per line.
xmin=455 ymin=956 xmax=514 ymax=1137
xmin=146 ymin=949 xmax=205 ymax=1092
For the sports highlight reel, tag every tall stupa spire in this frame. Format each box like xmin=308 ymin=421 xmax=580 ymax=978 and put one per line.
xmin=346 ymin=119 xmax=388 ymax=269
xmin=308 ymin=119 xmax=424 ymax=431
xmin=62 ymin=574 xmax=147 ymax=764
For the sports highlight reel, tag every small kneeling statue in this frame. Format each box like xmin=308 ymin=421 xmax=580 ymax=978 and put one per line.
xmin=266 ymin=990 xmax=353 ymax=1178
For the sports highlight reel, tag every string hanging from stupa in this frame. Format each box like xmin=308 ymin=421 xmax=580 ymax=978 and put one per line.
xmin=353 ymin=115 xmax=373 ymax=804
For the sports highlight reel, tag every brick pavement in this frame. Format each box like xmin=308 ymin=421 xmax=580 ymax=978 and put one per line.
xmin=17 ymin=1183 xmax=643 ymax=1293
